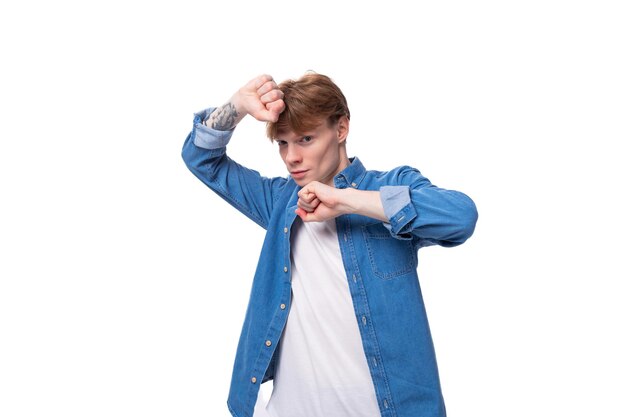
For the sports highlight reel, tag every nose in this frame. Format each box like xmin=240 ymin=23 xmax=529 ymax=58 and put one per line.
xmin=285 ymin=144 xmax=302 ymax=165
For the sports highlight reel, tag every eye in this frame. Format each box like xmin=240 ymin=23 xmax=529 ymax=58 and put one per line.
xmin=276 ymin=140 xmax=287 ymax=146
xmin=301 ymin=136 xmax=313 ymax=143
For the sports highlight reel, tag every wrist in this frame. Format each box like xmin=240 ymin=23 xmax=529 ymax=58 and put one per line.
xmin=230 ymin=90 xmax=249 ymax=120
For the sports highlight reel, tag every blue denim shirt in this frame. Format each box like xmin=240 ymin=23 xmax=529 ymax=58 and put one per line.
xmin=182 ymin=108 xmax=478 ymax=417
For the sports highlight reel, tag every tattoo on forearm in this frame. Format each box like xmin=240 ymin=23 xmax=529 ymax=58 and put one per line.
xmin=209 ymin=102 xmax=238 ymax=130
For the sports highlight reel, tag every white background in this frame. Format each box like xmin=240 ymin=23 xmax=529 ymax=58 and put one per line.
xmin=1 ymin=1 xmax=625 ymax=416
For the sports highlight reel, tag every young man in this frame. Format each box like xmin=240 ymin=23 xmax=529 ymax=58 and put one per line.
xmin=182 ymin=73 xmax=478 ymax=417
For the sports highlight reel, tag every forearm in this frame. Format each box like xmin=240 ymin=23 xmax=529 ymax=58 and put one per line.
xmin=295 ymin=183 xmax=388 ymax=223
xmin=343 ymin=185 xmax=477 ymax=245
xmin=204 ymin=94 xmax=247 ymax=130
xmin=342 ymin=189 xmax=388 ymax=222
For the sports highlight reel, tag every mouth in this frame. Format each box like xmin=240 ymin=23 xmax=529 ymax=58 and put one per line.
xmin=290 ymin=170 xmax=308 ymax=179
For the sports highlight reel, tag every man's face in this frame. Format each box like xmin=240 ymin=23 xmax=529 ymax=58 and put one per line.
xmin=276 ymin=118 xmax=349 ymax=187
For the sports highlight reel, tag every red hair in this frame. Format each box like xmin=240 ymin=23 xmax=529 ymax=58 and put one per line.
xmin=266 ymin=72 xmax=350 ymax=140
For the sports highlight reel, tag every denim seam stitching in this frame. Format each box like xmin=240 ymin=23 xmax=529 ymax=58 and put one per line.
xmin=350 ymin=231 xmax=397 ymax=416
xmin=362 ymin=226 xmax=415 ymax=279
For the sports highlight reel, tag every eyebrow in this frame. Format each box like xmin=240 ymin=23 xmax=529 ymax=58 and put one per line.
xmin=276 ymin=132 xmax=315 ymax=142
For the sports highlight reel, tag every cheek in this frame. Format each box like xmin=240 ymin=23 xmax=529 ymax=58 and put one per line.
xmin=312 ymin=150 xmax=328 ymax=167
xmin=321 ymin=144 xmax=339 ymax=164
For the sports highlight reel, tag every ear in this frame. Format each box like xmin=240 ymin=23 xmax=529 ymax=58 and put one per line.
xmin=336 ymin=116 xmax=350 ymax=143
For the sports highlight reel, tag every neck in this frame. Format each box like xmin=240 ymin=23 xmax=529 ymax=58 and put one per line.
xmin=323 ymin=151 xmax=351 ymax=187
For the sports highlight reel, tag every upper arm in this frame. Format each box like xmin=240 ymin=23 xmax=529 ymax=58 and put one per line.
xmin=181 ymin=110 xmax=287 ymax=229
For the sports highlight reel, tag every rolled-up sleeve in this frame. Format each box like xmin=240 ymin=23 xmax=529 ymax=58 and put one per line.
xmin=378 ymin=168 xmax=478 ymax=246
xmin=380 ymin=185 xmax=416 ymax=240
xmin=192 ymin=108 xmax=235 ymax=149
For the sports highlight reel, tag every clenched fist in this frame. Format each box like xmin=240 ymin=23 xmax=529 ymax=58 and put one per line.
xmin=233 ymin=74 xmax=285 ymax=123
xmin=205 ymin=74 xmax=285 ymax=130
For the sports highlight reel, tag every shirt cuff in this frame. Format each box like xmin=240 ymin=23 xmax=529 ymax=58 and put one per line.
xmin=192 ymin=107 xmax=235 ymax=149
xmin=380 ymin=185 xmax=417 ymax=240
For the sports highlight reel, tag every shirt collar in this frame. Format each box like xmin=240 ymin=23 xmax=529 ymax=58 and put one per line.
xmin=334 ymin=156 xmax=366 ymax=189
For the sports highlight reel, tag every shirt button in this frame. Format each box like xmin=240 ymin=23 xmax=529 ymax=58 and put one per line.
xmin=251 ymin=377 xmax=257 ymax=384
xmin=283 ymin=266 xmax=288 ymax=273
xmin=265 ymin=340 xmax=272 ymax=347
xmin=280 ymin=303 xmax=286 ymax=310
xmin=351 ymin=182 xmax=357 ymax=187
xmin=283 ymin=227 xmax=288 ymax=233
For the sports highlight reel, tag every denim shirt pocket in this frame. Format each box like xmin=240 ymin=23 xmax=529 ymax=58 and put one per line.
xmin=362 ymin=223 xmax=417 ymax=280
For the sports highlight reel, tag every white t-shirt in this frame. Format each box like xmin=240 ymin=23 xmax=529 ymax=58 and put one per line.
xmin=254 ymin=218 xmax=381 ymax=417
